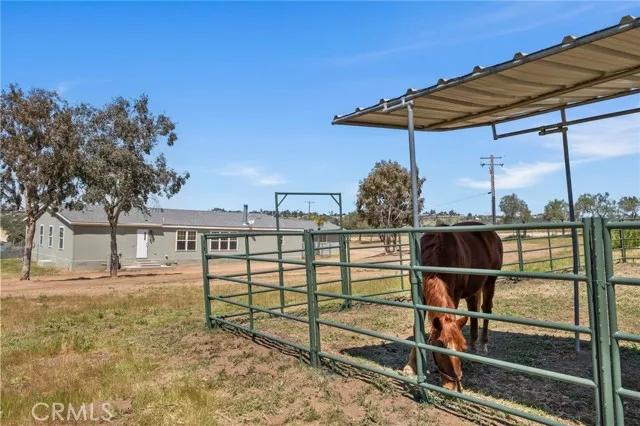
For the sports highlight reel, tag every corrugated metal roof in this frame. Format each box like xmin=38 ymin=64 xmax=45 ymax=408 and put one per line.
xmin=57 ymin=207 xmax=339 ymax=231
xmin=332 ymin=16 xmax=640 ymax=131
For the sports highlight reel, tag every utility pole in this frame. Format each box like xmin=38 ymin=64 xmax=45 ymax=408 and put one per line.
xmin=481 ymin=155 xmax=504 ymax=224
xmin=304 ymin=200 xmax=316 ymax=215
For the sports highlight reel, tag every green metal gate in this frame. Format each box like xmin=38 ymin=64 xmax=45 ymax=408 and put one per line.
xmin=201 ymin=218 xmax=639 ymax=425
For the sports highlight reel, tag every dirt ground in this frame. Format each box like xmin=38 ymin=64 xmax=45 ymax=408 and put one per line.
xmin=2 ymin=241 xmax=638 ymax=425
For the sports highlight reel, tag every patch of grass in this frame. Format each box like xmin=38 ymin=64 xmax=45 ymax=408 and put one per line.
xmin=1 ymin=258 xmax=59 ymax=278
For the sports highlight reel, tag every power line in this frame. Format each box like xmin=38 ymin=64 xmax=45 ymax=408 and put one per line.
xmin=481 ymin=155 xmax=504 ymax=224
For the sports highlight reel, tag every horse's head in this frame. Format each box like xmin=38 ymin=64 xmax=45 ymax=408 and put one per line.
xmin=430 ymin=315 xmax=468 ymax=391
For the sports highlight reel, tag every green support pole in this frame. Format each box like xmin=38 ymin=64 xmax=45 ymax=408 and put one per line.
xmin=409 ymin=231 xmax=429 ymax=401
xmin=275 ymin=193 xmax=285 ymax=313
xmin=581 ymin=219 xmax=602 ymax=424
xmin=339 ymin=233 xmax=352 ymax=309
xmin=602 ymin=225 xmax=625 ymax=425
xmin=399 ymin=233 xmax=405 ymax=290
xmin=304 ymin=231 xmax=320 ymax=367
xmin=516 ymin=230 xmax=524 ymax=272
xmin=244 ymin=235 xmax=255 ymax=331
xmin=586 ymin=218 xmax=616 ymax=425
xmin=200 ymin=234 xmax=213 ymax=328
xmin=547 ymin=229 xmax=554 ymax=271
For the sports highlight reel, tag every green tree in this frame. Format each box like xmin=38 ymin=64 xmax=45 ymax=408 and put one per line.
xmin=543 ymin=199 xmax=569 ymax=222
xmin=499 ymin=193 xmax=531 ymax=224
xmin=618 ymin=196 xmax=639 ymax=219
xmin=0 ymin=211 xmax=26 ymax=243
xmin=575 ymin=192 xmax=616 ymax=218
xmin=81 ymin=95 xmax=189 ymax=277
xmin=0 ymin=85 xmax=84 ymax=280
xmin=356 ymin=160 xmax=424 ymax=251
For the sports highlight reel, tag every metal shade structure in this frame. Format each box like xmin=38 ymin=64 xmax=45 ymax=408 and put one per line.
xmin=332 ymin=15 xmax=640 ymax=355
xmin=332 ymin=16 xmax=640 ymax=131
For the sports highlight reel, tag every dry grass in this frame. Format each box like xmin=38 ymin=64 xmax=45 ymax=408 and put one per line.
xmin=2 ymin=241 xmax=639 ymax=425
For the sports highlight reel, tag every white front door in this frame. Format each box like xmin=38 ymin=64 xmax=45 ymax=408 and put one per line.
xmin=136 ymin=229 xmax=149 ymax=258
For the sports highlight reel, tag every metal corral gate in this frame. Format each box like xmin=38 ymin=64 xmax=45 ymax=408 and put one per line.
xmin=201 ymin=218 xmax=639 ymax=425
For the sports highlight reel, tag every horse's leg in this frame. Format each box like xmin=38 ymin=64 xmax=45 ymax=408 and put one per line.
xmin=480 ymin=277 xmax=497 ymax=353
xmin=466 ymin=292 xmax=480 ymax=352
xmin=403 ymin=347 xmax=417 ymax=375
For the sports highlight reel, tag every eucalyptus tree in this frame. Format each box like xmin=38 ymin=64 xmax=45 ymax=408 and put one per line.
xmin=575 ymin=192 xmax=617 ymax=218
xmin=81 ymin=95 xmax=189 ymax=277
xmin=356 ymin=160 xmax=424 ymax=252
xmin=618 ymin=196 xmax=639 ymax=219
xmin=0 ymin=85 xmax=84 ymax=280
xmin=543 ymin=199 xmax=569 ymax=222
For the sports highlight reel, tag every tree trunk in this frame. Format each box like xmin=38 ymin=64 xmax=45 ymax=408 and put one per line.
xmin=109 ymin=221 xmax=119 ymax=277
xmin=20 ymin=219 xmax=37 ymax=280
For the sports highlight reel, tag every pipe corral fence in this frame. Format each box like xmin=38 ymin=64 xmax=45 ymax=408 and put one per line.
xmin=201 ymin=218 xmax=639 ymax=425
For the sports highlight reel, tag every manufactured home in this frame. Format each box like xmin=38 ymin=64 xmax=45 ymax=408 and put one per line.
xmin=34 ymin=206 xmax=338 ymax=270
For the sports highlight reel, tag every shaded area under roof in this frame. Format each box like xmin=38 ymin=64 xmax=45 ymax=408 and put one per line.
xmin=332 ymin=16 xmax=640 ymax=131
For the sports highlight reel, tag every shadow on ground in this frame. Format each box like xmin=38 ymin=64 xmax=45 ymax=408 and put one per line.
xmin=48 ymin=271 xmax=184 ymax=282
xmin=342 ymin=329 xmax=640 ymax=425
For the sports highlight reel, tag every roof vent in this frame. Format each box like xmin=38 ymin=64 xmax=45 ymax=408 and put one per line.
xmin=242 ymin=204 xmax=249 ymax=226
xmin=406 ymin=88 xmax=417 ymax=94
xmin=562 ymin=35 xmax=576 ymax=45
xmin=473 ymin=65 xmax=484 ymax=74
xmin=378 ymin=98 xmax=388 ymax=104
xmin=513 ymin=52 xmax=526 ymax=60
xmin=619 ymin=15 xmax=636 ymax=26
xmin=437 ymin=78 xmax=448 ymax=86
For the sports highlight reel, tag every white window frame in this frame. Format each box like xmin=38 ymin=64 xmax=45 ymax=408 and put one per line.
xmin=48 ymin=225 xmax=53 ymax=248
xmin=39 ymin=225 xmax=44 ymax=246
xmin=58 ymin=226 xmax=64 ymax=250
xmin=209 ymin=232 xmax=238 ymax=252
xmin=176 ymin=229 xmax=197 ymax=252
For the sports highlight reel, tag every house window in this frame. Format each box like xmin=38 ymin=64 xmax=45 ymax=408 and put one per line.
xmin=39 ymin=225 xmax=44 ymax=246
xmin=58 ymin=227 xmax=64 ymax=250
xmin=48 ymin=225 xmax=53 ymax=248
xmin=209 ymin=233 xmax=238 ymax=251
xmin=176 ymin=230 xmax=197 ymax=251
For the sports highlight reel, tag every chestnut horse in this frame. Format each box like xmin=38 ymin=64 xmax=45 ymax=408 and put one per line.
xmin=403 ymin=221 xmax=503 ymax=391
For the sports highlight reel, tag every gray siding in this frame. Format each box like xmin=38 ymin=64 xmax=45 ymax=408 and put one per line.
xmin=33 ymin=211 xmax=74 ymax=269
xmin=69 ymin=225 xmax=311 ymax=270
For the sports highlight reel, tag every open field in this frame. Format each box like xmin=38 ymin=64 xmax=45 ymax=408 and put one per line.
xmin=2 ymin=238 xmax=639 ymax=425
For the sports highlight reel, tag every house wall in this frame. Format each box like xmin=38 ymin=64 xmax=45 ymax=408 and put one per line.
xmin=33 ymin=211 xmax=74 ymax=269
xmin=69 ymin=225 xmax=309 ymax=270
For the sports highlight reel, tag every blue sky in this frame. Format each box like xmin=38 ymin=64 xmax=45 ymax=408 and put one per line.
xmin=2 ymin=1 xmax=639 ymax=215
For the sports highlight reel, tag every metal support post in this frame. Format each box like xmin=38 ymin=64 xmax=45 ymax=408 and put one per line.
xmin=561 ymin=108 xmax=581 ymax=352
xmin=409 ymin=231 xmax=429 ymax=401
xmin=304 ymin=231 xmax=321 ymax=367
xmin=200 ymin=234 xmax=213 ymax=328
xmin=602 ymin=224 xmax=625 ymax=425
xmin=244 ymin=235 xmax=255 ymax=330
xmin=584 ymin=218 xmax=615 ymax=425
xmin=399 ymin=233 xmax=405 ymax=290
xmin=516 ymin=230 xmax=524 ymax=272
xmin=619 ymin=229 xmax=627 ymax=263
xmin=339 ymin=233 xmax=352 ymax=309
xmin=275 ymin=193 xmax=286 ymax=313
xmin=547 ymin=229 xmax=554 ymax=271
xmin=407 ymin=102 xmax=420 ymax=228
